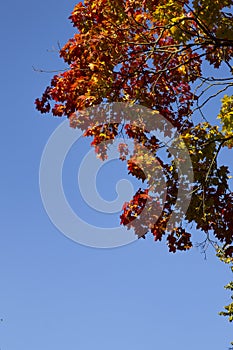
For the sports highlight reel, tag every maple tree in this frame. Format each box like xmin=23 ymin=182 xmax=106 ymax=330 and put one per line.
xmin=35 ymin=0 xmax=233 ymax=342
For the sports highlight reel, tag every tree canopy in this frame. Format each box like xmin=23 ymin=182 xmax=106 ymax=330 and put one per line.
xmin=35 ymin=0 xmax=233 ymax=343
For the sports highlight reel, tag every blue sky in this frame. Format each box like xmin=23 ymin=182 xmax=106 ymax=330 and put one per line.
xmin=0 ymin=1 xmax=233 ymax=349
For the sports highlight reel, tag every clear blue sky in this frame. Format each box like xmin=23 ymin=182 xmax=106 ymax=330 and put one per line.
xmin=0 ymin=1 xmax=232 ymax=349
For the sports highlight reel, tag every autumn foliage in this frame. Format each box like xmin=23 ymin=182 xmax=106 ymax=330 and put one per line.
xmin=36 ymin=0 xmax=233 ymax=254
